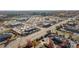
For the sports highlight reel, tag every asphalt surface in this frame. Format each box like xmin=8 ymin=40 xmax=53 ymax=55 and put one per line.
xmin=6 ymin=18 xmax=71 ymax=48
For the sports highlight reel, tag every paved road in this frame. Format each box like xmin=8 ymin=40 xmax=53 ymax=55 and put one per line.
xmin=6 ymin=19 xmax=71 ymax=48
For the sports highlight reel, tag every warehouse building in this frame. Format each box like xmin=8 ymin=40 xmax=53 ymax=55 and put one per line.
xmin=0 ymin=32 xmax=12 ymax=42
